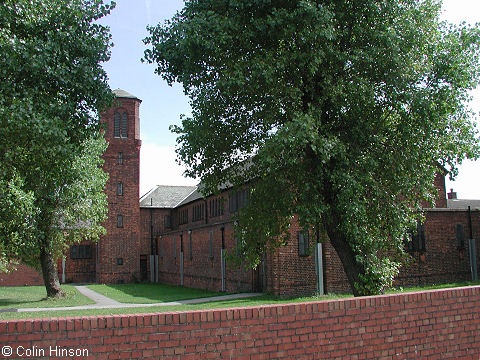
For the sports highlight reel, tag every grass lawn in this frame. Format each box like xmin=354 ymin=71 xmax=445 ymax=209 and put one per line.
xmin=87 ymin=283 xmax=224 ymax=304
xmin=0 ymin=293 xmax=349 ymax=320
xmin=0 ymin=281 xmax=478 ymax=321
xmin=387 ymin=280 xmax=480 ymax=294
xmin=0 ymin=285 xmax=94 ymax=311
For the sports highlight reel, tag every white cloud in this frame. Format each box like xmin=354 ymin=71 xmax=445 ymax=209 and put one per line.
xmin=441 ymin=1 xmax=480 ymax=200
xmin=441 ymin=0 xmax=480 ymax=24
xmin=139 ymin=142 xmax=197 ymax=197
xmin=446 ymin=159 xmax=480 ymax=199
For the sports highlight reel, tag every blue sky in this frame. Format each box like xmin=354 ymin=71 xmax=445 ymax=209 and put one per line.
xmin=99 ymin=0 xmax=480 ymax=198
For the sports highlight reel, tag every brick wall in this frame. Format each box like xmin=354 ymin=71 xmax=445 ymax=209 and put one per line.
xmin=143 ymin=199 xmax=479 ymax=297
xmin=157 ymin=221 xmax=256 ymax=293
xmin=1 ymin=286 xmax=479 ymax=359
xmin=139 ymin=208 xmax=170 ymax=254
xmin=61 ymin=241 xmax=96 ymax=283
xmin=0 ymin=248 xmax=97 ymax=287
xmin=267 ymin=216 xmax=318 ymax=297
xmin=322 ymin=239 xmax=352 ymax=294
xmin=139 ymin=207 xmax=170 ymax=281
xmin=0 ymin=264 xmax=43 ymax=287
xmin=397 ymin=209 xmax=480 ymax=287
xmin=320 ymin=209 xmax=480 ymax=294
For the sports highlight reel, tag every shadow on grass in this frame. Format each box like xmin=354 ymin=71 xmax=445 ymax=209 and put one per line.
xmin=0 ymin=285 xmax=95 ymax=309
xmin=88 ymin=283 xmax=224 ymax=304
xmin=0 ymin=298 xmax=46 ymax=307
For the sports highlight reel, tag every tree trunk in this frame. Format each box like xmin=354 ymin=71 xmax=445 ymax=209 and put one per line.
xmin=323 ymin=216 xmax=366 ymax=296
xmin=39 ymin=235 xmax=63 ymax=298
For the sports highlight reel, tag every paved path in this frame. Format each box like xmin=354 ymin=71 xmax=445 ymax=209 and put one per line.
xmin=74 ymin=285 xmax=122 ymax=306
xmin=16 ymin=286 xmax=262 ymax=312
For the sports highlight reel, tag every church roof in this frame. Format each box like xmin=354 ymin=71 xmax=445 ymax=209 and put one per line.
xmin=447 ymin=199 xmax=480 ymax=210
xmin=139 ymin=185 xmax=198 ymax=208
xmin=113 ymin=88 xmax=140 ymax=100
xmin=140 ymin=158 xmax=254 ymax=208
xmin=176 ymin=184 xmax=204 ymax=207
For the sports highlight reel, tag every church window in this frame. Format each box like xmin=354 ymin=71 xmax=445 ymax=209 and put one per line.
xmin=117 ymin=182 xmax=123 ymax=196
xmin=117 ymin=214 xmax=123 ymax=228
xmin=179 ymin=208 xmax=188 ymax=225
xmin=298 ymin=231 xmax=309 ymax=257
xmin=114 ymin=112 xmax=121 ymax=138
xmin=121 ymin=112 xmax=128 ymax=138
xmin=70 ymin=245 xmax=92 ymax=259
xmin=192 ymin=203 xmax=204 ymax=221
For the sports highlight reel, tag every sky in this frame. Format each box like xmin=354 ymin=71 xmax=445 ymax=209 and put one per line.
xmin=99 ymin=0 xmax=480 ymax=198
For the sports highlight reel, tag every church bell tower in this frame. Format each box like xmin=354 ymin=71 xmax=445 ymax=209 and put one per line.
xmin=97 ymin=88 xmax=142 ymax=283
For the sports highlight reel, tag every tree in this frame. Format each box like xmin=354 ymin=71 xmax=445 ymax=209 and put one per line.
xmin=0 ymin=0 xmax=114 ymax=298
xmin=144 ymin=0 xmax=480 ymax=296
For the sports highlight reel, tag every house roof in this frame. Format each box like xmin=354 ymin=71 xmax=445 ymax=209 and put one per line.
xmin=139 ymin=185 xmax=197 ymax=208
xmin=113 ymin=88 xmax=140 ymax=100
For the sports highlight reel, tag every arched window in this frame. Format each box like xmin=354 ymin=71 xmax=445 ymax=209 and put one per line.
xmin=114 ymin=112 xmax=121 ymax=138
xmin=121 ymin=112 xmax=128 ymax=138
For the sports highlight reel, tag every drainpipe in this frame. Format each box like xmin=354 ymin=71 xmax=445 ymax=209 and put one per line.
xmin=180 ymin=233 xmax=184 ymax=286
xmin=150 ymin=207 xmax=154 ymax=254
xmin=221 ymin=226 xmax=226 ymax=292
xmin=315 ymin=227 xmax=324 ymax=295
xmin=61 ymin=257 xmax=66 ymax=284
xmin=149 ymin=206 xmax=158 ymax=282
xmin=468 ymin=206 xmax=478 ymax=281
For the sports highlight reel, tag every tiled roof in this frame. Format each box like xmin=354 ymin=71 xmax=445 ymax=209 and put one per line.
xmin=139 ymin=185 xmax=197 ymax=208
xmin=139 ymin=158 xmax=254 ymax=208
xmin=176 ymin=184 xmax=204 ymax=207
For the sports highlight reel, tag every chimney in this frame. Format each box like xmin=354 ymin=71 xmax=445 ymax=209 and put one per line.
xmin=447 ymin=188 xmax=457 ymax=200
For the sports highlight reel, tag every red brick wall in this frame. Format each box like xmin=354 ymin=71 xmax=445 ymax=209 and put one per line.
xmin=96 ymin=96 xmax=141 ymax=284
xmin=139 ymin=208 xmax=170 ymax=254
xmin=1 ymin=286 xmax=480 ymax=359
xmin=397 ymin=209 xmax=480 ymax=287
xmin=144 ymin=178 xmax=478 ymax=297
xmin=61 ymin=241 xmax=96 ymax=284
xmin=322 ymin=239 xmax=352 ymax=294
xmin=0 ymin=248 xmax=97 ymax=287
xmin=0 ymin=264 xmax=43 ymax=286
xmin=321 ymin=209 xmax=480 ymax=294
xmin=157 ymin=221 xmax=256 ymax=293
xmin=267 ymin=217 xmax=318 ymax=297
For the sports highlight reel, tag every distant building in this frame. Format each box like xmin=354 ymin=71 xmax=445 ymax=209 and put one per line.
xmin=2 ymin=90 xmax=479 ymax=296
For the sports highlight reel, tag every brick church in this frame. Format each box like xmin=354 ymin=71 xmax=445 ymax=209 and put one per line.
xmin=1 ymin=89 xmax=479 ymax=296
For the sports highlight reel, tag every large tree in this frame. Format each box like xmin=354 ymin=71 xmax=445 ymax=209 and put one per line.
xmin=144 ymin=0 xmax=480 ymax=295
xmin=0 ymin=0 xmax=114 ymax=297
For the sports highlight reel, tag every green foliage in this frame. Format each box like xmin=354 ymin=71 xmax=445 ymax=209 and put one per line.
xmin=0 ymin=0 xmax=114 ymax=293
xmin=145 ymin=0 xmax=480 ymax=295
